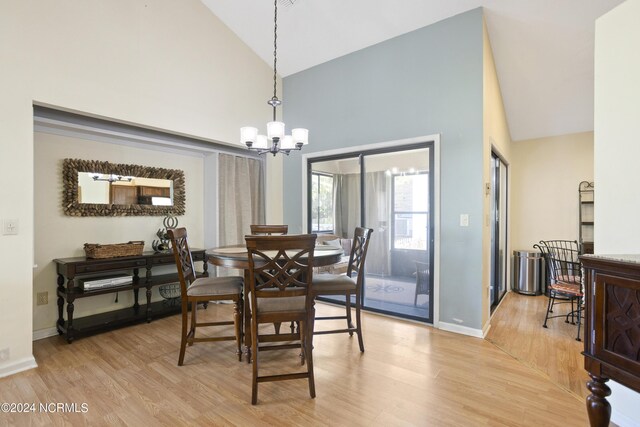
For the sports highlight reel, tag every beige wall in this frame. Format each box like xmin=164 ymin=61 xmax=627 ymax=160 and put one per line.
xmin=265 ymin=156 xmax=284 ymax=223
xmin=33 ymin=132 xmax=204 ymax=333
xmin=595 ymin=0 xmax=640 ymax=424
xmin=510 ymin=132 xmax=594 ymax=252
xmin=0 ymin=0 xmax=277 ymax=375
xmin=482 ymin=19 xmax=512 ymax=328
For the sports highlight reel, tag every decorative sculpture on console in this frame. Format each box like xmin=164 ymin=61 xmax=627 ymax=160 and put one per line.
xmin=152 ymin=214 xmax=178 ymax=253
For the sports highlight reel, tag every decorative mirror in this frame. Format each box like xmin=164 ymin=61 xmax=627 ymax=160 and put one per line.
xmin=63 ymin=158 xmax=185 ymax=216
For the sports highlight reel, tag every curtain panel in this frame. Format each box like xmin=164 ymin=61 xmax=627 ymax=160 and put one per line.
xmin=218 ymin=153 xmax=265 ymax=246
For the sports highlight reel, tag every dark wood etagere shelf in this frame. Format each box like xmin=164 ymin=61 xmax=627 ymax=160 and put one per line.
xmin=579 ymin=181 xmax=595 ymax=254
xmin=54 ymin=250 xmax=207 ymax=343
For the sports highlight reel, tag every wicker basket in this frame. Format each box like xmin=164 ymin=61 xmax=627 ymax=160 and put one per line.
xmin=159 ymin=283 xmax=181 ymax=300
xmin=84 ymin=241 xmax=145 ymax=259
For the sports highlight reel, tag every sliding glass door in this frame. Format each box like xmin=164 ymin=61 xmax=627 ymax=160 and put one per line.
xmin=308 ymin=143 xmax=433 ymax=323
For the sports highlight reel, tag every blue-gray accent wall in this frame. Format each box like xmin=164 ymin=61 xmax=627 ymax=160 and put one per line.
xmin=282 ymin=8 xmax=485 ymax=329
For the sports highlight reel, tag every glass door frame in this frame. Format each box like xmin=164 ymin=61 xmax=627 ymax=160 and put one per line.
xmin=306 ymin=141 xmax=435 ymax=323
xmin=490 ymin=152 xmax=508 ymax=313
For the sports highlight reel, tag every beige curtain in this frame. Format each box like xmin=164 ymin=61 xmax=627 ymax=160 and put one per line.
xmin=334 ymin=173 xmax=361 ymax=238
xmin=364 ymin=171 xmax=391 ymax=276
xmin=333 ymin=171 xmax=390 ymax=275
xmin=218 ymin=154 xmax=264 ymax=276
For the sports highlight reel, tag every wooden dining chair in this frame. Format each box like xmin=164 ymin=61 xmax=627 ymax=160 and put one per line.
xmin=245 ymin=234 xmax=317 ymax=405
xmin=167 ymin=227 xmax=244 ymax=365
xmin=250 ymin=224 xmax=288 ymax=235
xmin=250 ymin=224 xmax=290 ymax=334
xmin=312 ymin=227 xmax=373 ymax=352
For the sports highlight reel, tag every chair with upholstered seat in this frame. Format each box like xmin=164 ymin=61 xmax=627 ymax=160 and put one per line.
xmin=312 ymin=227 xmax=373 ymax=352
xmin=245 ymin=234 xmax=317 ymax=404
xmin=250 ymin=224 xmax=289 ymax=334
xmin=533 ymin=239 xmax=583 ymax=341
xmin=250 ymin=224 xmax=288 ymax=235
xmin=168 ymin=227 xmax=244 ymax=365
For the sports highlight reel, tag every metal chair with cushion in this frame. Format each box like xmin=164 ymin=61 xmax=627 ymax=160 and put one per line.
xmin=168 ymin=227 xmax=244 ymax=365
xmin=312 ymin=227 xmax=373 ymax=352
xmin=533 ymin=239 xmax=583 ymax=341
xmin=245 ymin=234 xmax=317 ymax=404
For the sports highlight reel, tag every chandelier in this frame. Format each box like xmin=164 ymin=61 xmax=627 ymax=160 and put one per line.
xmin=91 ymin=173 xmax=133 ymax=183
xmin=240 ymin=0 xmax=308 ymax=156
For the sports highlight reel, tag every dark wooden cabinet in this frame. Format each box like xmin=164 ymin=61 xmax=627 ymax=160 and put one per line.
xmin=580 ymin=254 xmax=640 ymax=426
xmin=138 ymin=186 xmax=170 ymax=197
xmin=110 ymin=185 xmax=137 ymax=205
xmin=54 ymin=250 xmax=207 ymax=343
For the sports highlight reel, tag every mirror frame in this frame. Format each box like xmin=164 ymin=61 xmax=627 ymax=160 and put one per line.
xmin=63 ymin=158 xmax=186 ymax=217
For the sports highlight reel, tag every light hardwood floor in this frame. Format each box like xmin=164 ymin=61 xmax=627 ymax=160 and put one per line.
xmin=486 ymin=291 xmax=589 ymax=400
xmin=1 ymin=301 xmax=587 ymax=426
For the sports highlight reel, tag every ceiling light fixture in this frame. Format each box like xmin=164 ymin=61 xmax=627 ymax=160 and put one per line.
xmin=91 ymin=173 xmax=133 ymax=183
xmin=240 ymin=0 xmax=308 ymax=156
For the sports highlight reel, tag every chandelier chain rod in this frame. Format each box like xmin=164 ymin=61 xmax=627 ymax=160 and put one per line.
xmin=272 ymin=0 xmax=278 ymax=121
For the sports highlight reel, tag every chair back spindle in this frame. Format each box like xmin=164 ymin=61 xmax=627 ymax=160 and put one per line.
xmin=346 ymin=227 xmax=374 ymax=281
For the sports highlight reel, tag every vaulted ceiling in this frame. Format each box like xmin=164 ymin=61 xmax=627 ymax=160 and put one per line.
xmin=202 ymin=0 xmax=624 ymax=141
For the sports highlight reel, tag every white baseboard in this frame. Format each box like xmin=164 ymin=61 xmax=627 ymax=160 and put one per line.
xmin=0 ymin=356 xmax=38 ymax=379
xmin=32 ymin=327 xmax=59 ymax=341
xmin=482 ymin=321 xmax=491 ymax=337
xmin=438 ymin=321 xmax=484 ymax=338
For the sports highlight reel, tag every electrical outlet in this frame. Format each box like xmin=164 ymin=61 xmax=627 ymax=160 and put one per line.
xmin=37 ymin=292 xmax=48 ymax=306
xmin=459 ymin=214 xmax=469 ymax=227
xmin=0 ymin=348 xmax=9 ymax=362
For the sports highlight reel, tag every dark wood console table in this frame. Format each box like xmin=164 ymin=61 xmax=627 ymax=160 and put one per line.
xmin=580 ymin=254 xmax=640 ymax=426
xmin=54 ymin=250 xmax=207 ymax=343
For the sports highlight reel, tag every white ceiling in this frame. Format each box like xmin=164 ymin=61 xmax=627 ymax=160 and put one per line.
xmin=202 ymin=0 xmax=624 ymax=141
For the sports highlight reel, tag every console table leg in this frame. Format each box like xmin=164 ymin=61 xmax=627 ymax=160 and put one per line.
xmin=203 ymin=260 xmax=209 ymax=277
xmin=586 ymin=373 xmax=611 ymax=427
xmin=133 ymin=288 xmax=140 ymax=311
xmin=57 ymin=296 xmax=64 ymax=335
xmin=146 ymin=287 xmax=152 ymax=322
xmin=66 ymin=299 xmax=75 ymax=343
xmin=56 ymin=274 xmax=65 ymax=335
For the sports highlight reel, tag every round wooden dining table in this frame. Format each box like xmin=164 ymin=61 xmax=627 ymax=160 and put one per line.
xmin=206 ymin=244 xmax=344 ymax=358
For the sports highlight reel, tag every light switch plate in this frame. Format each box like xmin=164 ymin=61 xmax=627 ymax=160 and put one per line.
xmin=2 ymin=219 xmax=19 ymax=235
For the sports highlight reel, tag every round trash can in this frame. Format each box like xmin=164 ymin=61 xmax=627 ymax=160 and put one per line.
xmin=512 ymin=250 xmax=543 ymax=295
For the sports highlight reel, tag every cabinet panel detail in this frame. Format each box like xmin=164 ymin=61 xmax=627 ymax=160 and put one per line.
xmin=605 ymin=284 xmax=640 ymax=361
xmin=581 ymin=255 xmax=640 ymax=426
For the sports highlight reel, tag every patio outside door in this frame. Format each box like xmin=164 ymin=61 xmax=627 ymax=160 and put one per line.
xmin=308 ymin=143 xmax=433 ymax=323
